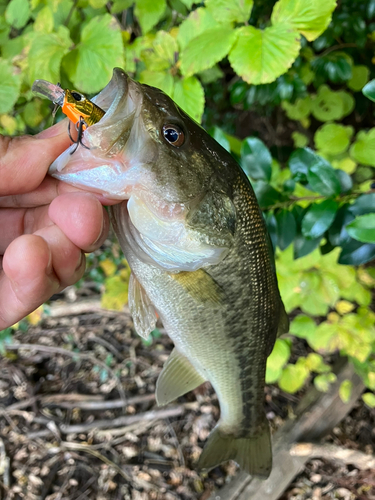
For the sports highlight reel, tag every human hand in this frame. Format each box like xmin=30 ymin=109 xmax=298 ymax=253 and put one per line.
xmin=0 ymin=120 xmax=111 ymax=330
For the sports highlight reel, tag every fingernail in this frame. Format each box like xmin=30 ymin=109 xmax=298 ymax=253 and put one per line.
xmin=75 ymin=251 xmax=84 ymax=271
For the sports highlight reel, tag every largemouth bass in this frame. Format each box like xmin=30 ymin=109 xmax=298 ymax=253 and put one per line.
xmin=47 ymin=68 xmax=289 ymax=478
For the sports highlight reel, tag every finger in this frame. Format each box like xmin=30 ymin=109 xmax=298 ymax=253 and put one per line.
xmin=0 ymin=120 xmax=71 ymax=196
xmin=0 ymin=176 xmax=121 ymax=208
xmin=0 ymin=235 xmax=59 ymax=329
xmin=48 ymin=192 xmax=110 ymax=251
xmin=33 ymin=224 xmax=86 ymax=287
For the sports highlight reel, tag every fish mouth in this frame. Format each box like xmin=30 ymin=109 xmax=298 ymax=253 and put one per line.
xmin=48 ymin=68 xmax=155 ymax=200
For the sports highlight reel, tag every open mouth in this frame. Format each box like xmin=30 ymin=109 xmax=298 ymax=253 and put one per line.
xmin=48 ymin=69 xmax=151 ymax=200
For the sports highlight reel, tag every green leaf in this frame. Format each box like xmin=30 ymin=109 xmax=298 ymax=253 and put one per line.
xmin=346 ymin=214 xmax=375 ymax=244
xmin=276 ymin=210 xmax=296 ymax=250
xmin=292 ymin=131 xmax=309 ymax=148
xmin=339 ymin=380 xmax=352 ymax=403
xmin=253 ymin=181 xmax=281 ymax=209
xmin=302 ymin=200 xmax=338 ymax=238
xmin=307 ymin=160 xmax=341 ymax=196
xmin=0 ymin=60 xmax=21 ymax=115
xmin=311 ymin=85 xmax=353 ymax=122
xmin=362 ymin=79 xmax=375 ymax=102
xmin=180 ymin=27 xmax=236 ymax=77
xmin=279 ymin=363 xmax=309 ymax=393
xmin=142 ymin=31 xmax=178 ymax=71
xmin=135 ymin=0 xmax=166 ymax=33
xmin=294 ymin=234 xmax=321 ymax=259
xmin=350 ymin=129 xmax=375 ymax=167
xmin=64 ymin=14 xmax=123 ymax=94
xmin=177 ymin=7 xmax=219 ymax=51
xmin=314 ymin=123 xmax=353 ymax=156
xmin=314 ymin=372 xmax=337 ymax=392
xmin=229 ymin=24 xmax=301 ymax=85
xmin=28 ymin=26 xmax=72 ymax=85
xmin=348 ymin=65 xmax=370 ymax=92
xmin=350 ymin=194 xmax=375 ymax=216
xmin=271 ymin=0 xmax=337 ymax=41
xmin=288 ymin=147 xmax=316 ymax=182
xmin=0 ymin=16 xmax=10 ymax=44
xmin=111 ymin=0 xmax=134 ymax=13
xmin=339 ymin=241 xmax=375 ymax=266
xmin=172 ymin=76 xmax=204 ymax=123
xmin=266 ymin=338 xmax=291 ymax=384
xmin=240 ymin=137 xmax=272 ymax=181
xmin=139 ymin=70 xmax=174 ymax=96
xmin=290 ymin=315 xmax=316 ymax=340
xmin=362 ymin=392 xmax=375 ymax=408
xmin=206 ymin=0 xmax=253 ymax=24
xmin=33 ymin=5 xmax=54 ymax=33
xmin=5 ymin=0 xmax=30 ymax=29
xmin=209 ymin=127 xmax=230 ymax=152
xmin=282 ymin=96 xmax=311 ymax=121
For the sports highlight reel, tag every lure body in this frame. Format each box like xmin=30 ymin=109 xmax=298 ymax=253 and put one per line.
xmin=32 ymin=79 xmax=105 ymax=128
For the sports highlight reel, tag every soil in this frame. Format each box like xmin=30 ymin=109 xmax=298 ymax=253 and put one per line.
xmin=0 ymin=282 xmax=374 ymax=500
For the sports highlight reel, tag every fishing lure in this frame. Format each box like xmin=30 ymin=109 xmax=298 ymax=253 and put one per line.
xmin=32 ymin=79 xmax=105 ymax=153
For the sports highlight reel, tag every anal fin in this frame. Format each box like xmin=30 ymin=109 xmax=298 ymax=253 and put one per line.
xmin=156 ymin=348 xmax=206 ymax=406
xmin=128 ymin=272 xmax=157 ymax=340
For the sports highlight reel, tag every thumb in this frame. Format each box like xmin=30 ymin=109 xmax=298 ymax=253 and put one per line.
xmin=0 ymin=119 xmax=71 ymax=197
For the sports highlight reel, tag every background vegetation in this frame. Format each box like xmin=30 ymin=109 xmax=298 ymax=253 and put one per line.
xmin=1 ymin=0 xmax=375 ymax=407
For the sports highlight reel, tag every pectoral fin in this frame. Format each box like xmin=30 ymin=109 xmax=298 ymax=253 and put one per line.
xmin=171 ymin=268 xmax=225 ymax=307
xmin=128 ymin=273 xmax=157 ymax=340
xmin=156 ymin=348 xmax=206 ymax=406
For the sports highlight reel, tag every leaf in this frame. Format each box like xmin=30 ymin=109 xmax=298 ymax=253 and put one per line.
xmin=314 ymin=372 xmax=337 ymax=392
xmin=111 ymin=0 xmax=134 ymax=13
xmin=64 ymin=15 xmax=123 ymax=94
xmin=206 ymin=0 xmax=254 ymax=24
xmin=209 ymin=127 xmax=231 ymax=152
xmin=362 ymin=392 xmax=375 ymax=408
xmin=142 ymin=31 xmax=178 ymax=71
xmin=279 ymin=363 xmax=309 ymax=393
xmin=266 ymin=338 xmax=291 ymax=384
xmin=363 ymin=79 xmax=375 ymax=102
xmin=139 ymin=70 xmax=174 ymax=96
xmin=335 ymin=169 xmax=353 ymax=194
xmin=350 ymin=129 xmax=375 ymax=167
xmin=314 ymin=123 xmax=353 ymax=156
xmin=34 ymin=5 xmax=54 ymax=33
xmin=307 ymin=160 xmax=341 ymax=196
xmin=276 ymin=210 xmax=296 ymax=250
xmin=240 ymin=137 xmax=272 ymax=181
xmin=177 ymin=7 xmax=219 ymax=51
xmin=172 ymin=76 xmax=204 ymax=123
xmin=339 ymin=240 xmax=375 ymax=266
xmin=5 ymin=0 xmax=30 ymax=29
xmin=252 ymin=181 xmax=281 ymax=209
xmin=302 ymin=200 xmax=338 ymax=238
xmin=101 ymin=275 xmax=129 ymax=310
xmin=346 ymin=214 xmax=375 ymax=244
xmin=348 ymin=65 xmax=370 ymax=92
xmin=339 ymin=380 xmax=352 ymax=403
xmin=310 ymin=85 xmax=353 ymax=122
xmin=294 ymin=233 xmax=321 ymax=259
xmin=350 ymin=193 xmax=375 ymax=216
xmin=0 ymin=60 xmax=21 ymax=115
xmin=290 ymin=315 xmax=316 ymax=340
xmin=29 ymin=26 xmax=72 ymax=85
xmin=228 ymin=24 xmax=301 ymax=85
xmin=282 ymin=95 xmax=311 ymax=121
xmin=135 ymin=0 xmax=166 ymax=34
xmin=271 ymin=0 xmax=337 ymax=41
xmin=180 ymin=27 xmax=237 ymax=77
xmin=288 ymin=147 xmax=316 ymax=182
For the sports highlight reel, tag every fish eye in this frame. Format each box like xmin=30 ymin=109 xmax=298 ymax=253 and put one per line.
xmin=162 ymin=124 xmax=185 ymax=147
xmin=71 ymin=91 xmax=83 ymax=101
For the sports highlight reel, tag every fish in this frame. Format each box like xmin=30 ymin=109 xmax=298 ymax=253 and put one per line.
xmin=45 ymin=68 xmax=289 ymax=478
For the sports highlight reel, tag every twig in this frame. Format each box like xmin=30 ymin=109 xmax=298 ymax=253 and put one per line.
xmin=51 ymin=441 xmax=133 ymax=484
xmin=64 ymin=0 xmax=78 ymax=27
xmin=0 ymin=438 xmax=10 ymax=488
xmin=44 ymin=299 xmax=129 ymax=318
xmin=290 ymin=442 xmax=375 ymax=470
xmin=318 ymin=43 xmax=358 ymax=58
xmin=59 ymin=403 xmax=198 ymax=434
xmin=88 ymin=335 xmax=124 ymax=361
xmin=41 ymin=393 xmax=155 ymax=410
xmin=5 ymin=343 xmax=127 ymax=409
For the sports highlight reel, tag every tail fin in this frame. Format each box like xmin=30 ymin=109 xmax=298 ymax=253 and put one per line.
xmin=197 ymin=420 xmax=272 ymax=479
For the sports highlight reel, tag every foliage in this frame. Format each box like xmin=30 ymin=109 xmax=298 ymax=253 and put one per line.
xmin=0 ymin=0 xmax=375 ymax=403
